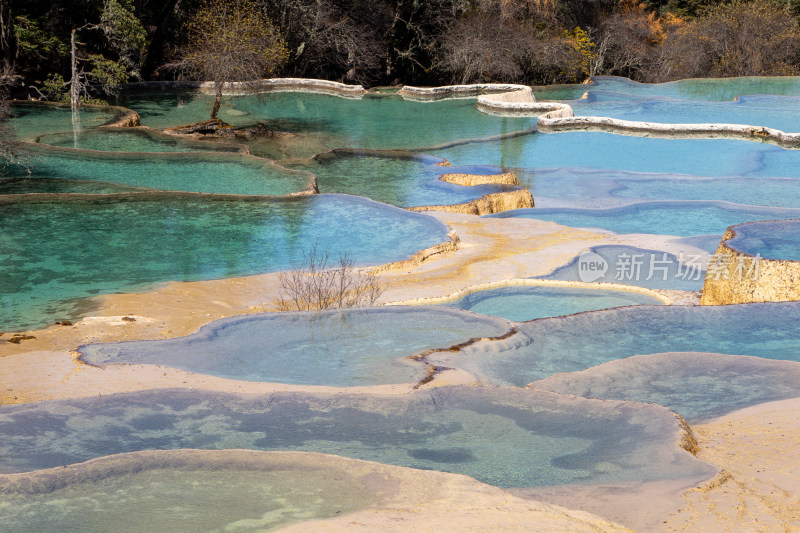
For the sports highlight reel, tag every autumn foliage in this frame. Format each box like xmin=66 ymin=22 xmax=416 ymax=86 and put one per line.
xmin=177 ymin=0 xmax=289 ymax=119
xmin=4 ymin=0 xmax=800 ymax=91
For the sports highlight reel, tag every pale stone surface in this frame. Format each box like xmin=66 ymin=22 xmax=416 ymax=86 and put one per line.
xmin=124 ymin=78 xmax=367 ymax=98
xmin=664 ymin=398 xmax=800 ymax=532
xmin=398 ymin=83 xmax=529 ymax=100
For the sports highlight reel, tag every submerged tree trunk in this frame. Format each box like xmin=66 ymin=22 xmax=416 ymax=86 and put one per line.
xmin=210 ymin=84 xmax=223 ymax=119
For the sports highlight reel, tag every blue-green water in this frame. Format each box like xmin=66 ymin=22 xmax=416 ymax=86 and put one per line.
xmin=79 ymin=307 xmax=512 ymax=386
xmin=574 ymin=93 xmax=800 ymax=132
xmin=531 ymin=352 xmax=800 ymax=423
xmin=490 ymin=202 xmax=800 ymax=237
xmin=286 ymin=152 xmax=515 ymax=207
xmin=435 ymin=301 xmax=800 ymax=387
xmin=439 ymin=132 xmax=797 ymax=179
xmin=36 ymin=128 xmax=243 ymax=153
xmin=0 ymin=451 xmax=380 ymax=533
xmin=587 ymin=76 xmax=800 ymax=101
xmin=122 ymin=91 xmax=538 ymax=151
xmin=10 ymin=102 xmax=126 ymax=141
xmin=4 ymin=146 xmax=312 ymax=196
xmin=0 ymin=194 xmax=447 ymax=331
xmin=444 ymin=285 xmax=663 ymax=321
xmin=12 ymin=78 xmax=800 ymax=529
xmin=0 ymin=387 xmax=716 ymax=488
xmin=727 ymin=219 xmax=800 ymax=261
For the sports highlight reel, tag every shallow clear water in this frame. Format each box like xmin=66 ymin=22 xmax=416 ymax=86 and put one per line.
xmin=122 ymin=91 xmax=537 ymax=151
xmin=586 ymin=76 xmax=800 ymax=102
xmin=727 ymin=219 xmax=800 ymax=261
xmin=287 ymin=152 xmax=513 ymax=207
xmin=608 ymin=174 xmax=800 ymax=208
xmin=0 ymin=387 xmax=716 ymax=488
xmin=574 ymin=93 xmax=800 ymax=132
xmin=527 ymin=168 xmax=800 ymax=210
xmin=36 ymin=128 xmax=243 ymax=153
xmin=0 ymin=194 xmax=448 ymax=331
xmin=443 ymin=285 xmax=663 ymax=321
xmin=9 ymin=102 xmax=126 ymax=141
xmin=434 ymin=301 xmax=800 ymax=387
xmin=0 ymin=451 xmax=378 ymax=533
xmin=0 ymin=177 xmax=143 ymax=195
xmin=537 ymin=245 xmax=707 ymax=291
xmin=531 ymin=352 xmax=800 ymax=423
xmin=79 ymin=307 xmax=512 ymax=386
xmin=4 ymin=146 xmax=309 ymax=196
xmin=439 ymin=132 xmax=799 ymax=179
xmin=490 ymin=202 xmax=800 ymax=237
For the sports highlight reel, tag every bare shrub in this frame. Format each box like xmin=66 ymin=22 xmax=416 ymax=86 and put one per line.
xmin=437 ymin=3 xmax=583 ymax=85
xmin=275 ymin=244 xmax=384 ymax=312
xmin=658 ymin=0 xmax=800 ymax=80
xmin=594 ymin=2 xmax=670 ymax=80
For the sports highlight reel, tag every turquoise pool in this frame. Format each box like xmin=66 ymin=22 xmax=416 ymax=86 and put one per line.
xmin=5 ymin=145 xmax=312 ymax=196
xmin=537 ymin=245 xmax=707 ymax=291
xmin=10 ymin=102 xmax=126 ymax=141
xmin=0 ymin=451 xmax=380 ymax=533
xmin=531 ymin=352 xmax=800 ymax=423
xmin=727 ymin=219 xmax=800 ymax=261
xmin=0 ymin=387 xmax=716 ymax=489
xmin=11 ymin=77 xmax=800 ymax=530
xmin=0 ymin=194 xmax=448 ymax=331
xmin=79 ymin=307 xmax=512 ymax=386
xmin=286 ymin=152 xmax=516 ymax=207
xmin=433 ymin=301 xmax=800 ymax=387
xmin=444 ymin=285 xmax=663 ymax=321
xmin=122 ymin=90 xmax=538 ymax=151
xmin=490 ymin=202 xmax=800 ymax=237
xmin=36 ymin=128 xmax=243 ymax=153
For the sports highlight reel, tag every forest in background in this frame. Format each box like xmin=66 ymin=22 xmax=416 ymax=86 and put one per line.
xmin=2 ymin=0 xmax=800 ymax=102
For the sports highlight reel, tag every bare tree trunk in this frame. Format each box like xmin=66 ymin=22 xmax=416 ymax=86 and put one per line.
xmin=70 ymin=29 xmax=79 ymax=110
xmin=0 ymin=0 xmax=17 ymax=73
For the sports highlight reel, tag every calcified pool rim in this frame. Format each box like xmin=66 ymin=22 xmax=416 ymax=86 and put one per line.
xmin=443 ymin=80 xmax=800 ymax=148
xmin=387 ymin=278 xmax=673 ymax=307
xmin=701 ymin=218 xmax=800 ymax=305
